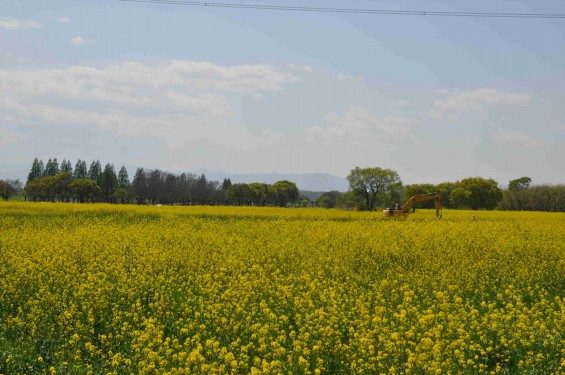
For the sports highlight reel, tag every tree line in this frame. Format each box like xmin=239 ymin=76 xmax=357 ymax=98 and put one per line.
xmin=497 ymin=177 xmax=565 ymax=212
xmin=332 ymin=167 xmax=503 ymax=211
xmin=2 ymin=159 xmax=564 ymax=212
xmin=19 ymin=158 xmax=300 ymax=207
xmin=317 ymin=167 xmax=565 ymax=212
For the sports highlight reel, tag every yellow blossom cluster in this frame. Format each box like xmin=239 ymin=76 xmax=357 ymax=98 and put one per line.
xmin=0 ymin=202 xmax=563 ymax=374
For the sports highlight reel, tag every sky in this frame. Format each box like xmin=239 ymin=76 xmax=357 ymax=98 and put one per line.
xmin=1 ymin=0 xmax=565 ymax=186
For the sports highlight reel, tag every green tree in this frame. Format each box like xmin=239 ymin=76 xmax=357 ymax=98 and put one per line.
xmin=248 ymin=183 xmax=269 ymax=206
xmin=44 ymin=158 xmax=59 ymax=176
xmin=193 ymin=174 xmax=208 ymax=204
xmin=316 ymin=191 xmax=344 ymax=209
xmin=87 ymin=160 xmax=102 ymax=183
xmin=436 ymin=181 xmax=456 ymax=208
xmin=346 ymin=167 xmax=402 ymax=211
xmin=508 ymin=177 xmax=531 ymax=191
xmin=27 ymin=158 xmax=44 ymax=183
xmin=53 ymin=172 xmax=73 ymax=202
xmin=68 ymin=178 xmax=102 ymax=203
xmin=147 ymin=170 xmax=165 ymax=204
xmin=502 ymin=177 xmax=532 ymax=211
xmin=117 ymin=166 xmax=130 ymax=188
xmin=114 ymin=187 xmax=130 ymax=204
xmin=99 ymin=163 xmax=118 ymax=202
xmin=269 ymin=180 xmax=299 ymax=207
xmin=24 ymin=173 xmax=72 ymax=202
xmin=499 ymin=184 xmax=565 ymax=212
xmin=449 ymin=187 xmax=472 ymax=209
xmin=131 ymin=168 xmax=147 ymax=204
xmin=24 ymin=177 xmax=50 ymax=201
xmin=457 ymin=177 xmax=502 ymax=210
xmin=176 ymin=173 xmax=192 ymax=205
xmin=220 ymin=178 xmax=232 ymax=203
xmin=73 ymin=159 xmax=88 ymax=179
xmin=0 ymin=179 xmax=22 ymax=201
xmin=60 ymin=159 xmax=73 ymax=174
xmin=226 ymin=183 xmax=251 ymax=205
xmin=221 ymin=178 xmax=232 ymax=191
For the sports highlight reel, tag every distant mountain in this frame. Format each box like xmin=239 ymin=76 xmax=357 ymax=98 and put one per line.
xmin=192 ymin=170 xmax=349 ymax=192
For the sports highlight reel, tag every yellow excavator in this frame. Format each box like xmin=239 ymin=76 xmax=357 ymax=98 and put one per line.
xmin=383 ymin=192 xmax=442 ymax=218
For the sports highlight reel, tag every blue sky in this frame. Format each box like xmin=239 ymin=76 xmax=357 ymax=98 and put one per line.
xmin=1 ymin=0 xmax=565 ymax=185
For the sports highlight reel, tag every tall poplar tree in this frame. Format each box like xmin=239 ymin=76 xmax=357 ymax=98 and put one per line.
xmin=99 ymin=163 xmax=118 ymax=202
xmin=87 ymin=160 xmax=102 ymax=183
xmin=44 ymin=158 xmax=60 ymax=176
xmin=27 ymin=158 xmax=44 ymax=183
xmin=60 ymin=159 xmax=73 ymax=174
xmin=73 ymin=159 xmax=88 ymax=179
xmin=117 ymin=166 xmax=130 ymax=188
xmin=131 ymin=168 xmax=147 ymax=204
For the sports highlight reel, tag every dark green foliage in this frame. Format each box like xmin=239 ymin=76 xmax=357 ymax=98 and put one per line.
xmin=117 ymin=166 xmax=130 ymax=189
xmin=498 ymin=184 xmax=565 ymax=212
xmin=44 ymin=158 xmax=59 ymax=177
xmin=226 ymin=183 xmax=252 ymax=205
xmin=346 ymin=167 xmax=402 ymax=211
xmin=27 ymin=158 xmax=44 ymax=183
xmin=60 ymin=159 xmax=73 ymax=174
xmin=87 ymin=160 xmax=102 ymax=182
xmin=24 ymin=173 xmax=73 ymax=202
xmin=269 ymin=180 xmax=299 ymax=207
xmin=316 ymin=191 xmax=344 ymax=208
xmin=131 ymin=168 xmax=147 ymax=204
xmin=508 ymin=177 xmax=531 ymax=191
xmin=73 ymin=160 xmax=88 ymax=179
xmin=68 ymin=178 xmax=102 ymax=203
xmin=99 ymin=164 xmax=118 ymax=202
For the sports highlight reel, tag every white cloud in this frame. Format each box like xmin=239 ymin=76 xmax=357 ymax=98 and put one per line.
xmin=0 ymin=60 xmax=298 ymax=151
xmin=163 ymin=92 xmax=233 ymax=116
xmin=431 ymin=88 xmax=531 ymax=120
xmin=70 ymin=36 xmax=94 ymax=46
xmin=57 ymin=16 xmax=71 ymax=23
xmin=306 ymin=105 xmax=417 ymax=148
xmin=0 ymin=61 xmax=296 ymax=109
xmin=0 ymin=17 xmax=42 ymax=30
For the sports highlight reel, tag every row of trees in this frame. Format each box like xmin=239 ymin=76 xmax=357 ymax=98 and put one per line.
xmin=320 ymin=168 xmax=564 ymax=212
xmin=341 ymin=167 xmax=503 ymax=211
xmin=23 ymin=158 xmax=301 ymax=206
xmin=8 ymin=159 xmax=565 ymax=212
xmin=497 ymin=177 xmax=565 ymax=212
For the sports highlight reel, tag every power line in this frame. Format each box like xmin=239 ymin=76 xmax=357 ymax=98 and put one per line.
xmin=117 ymin=0 xmax=565 ymax=19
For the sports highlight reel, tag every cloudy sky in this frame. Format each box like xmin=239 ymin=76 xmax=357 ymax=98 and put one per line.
xmin=1 ymin=0 xmax=565 ymax=185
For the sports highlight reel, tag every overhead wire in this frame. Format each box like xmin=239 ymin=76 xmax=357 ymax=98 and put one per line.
xmin=117 ymin=0 xmax=565 ymax=19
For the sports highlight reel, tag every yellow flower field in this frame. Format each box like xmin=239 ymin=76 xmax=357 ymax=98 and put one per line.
xmin=0 ymin=202 xmax=564 ymax=374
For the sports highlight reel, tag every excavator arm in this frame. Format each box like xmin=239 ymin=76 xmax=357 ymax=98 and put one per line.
xmin=384 ymin=192 xmax=442 ymax=218
xmin=401 ymin=193 xmax=441 ymax=213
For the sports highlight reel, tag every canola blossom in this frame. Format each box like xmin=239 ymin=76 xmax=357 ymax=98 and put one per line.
xmin=0 ymin=202 xmax=564 ymax=374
